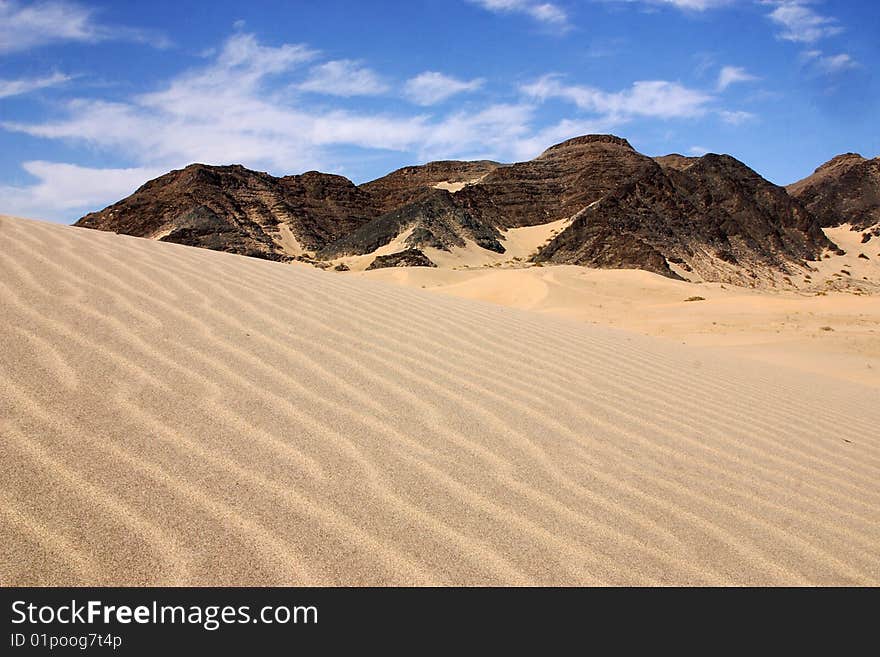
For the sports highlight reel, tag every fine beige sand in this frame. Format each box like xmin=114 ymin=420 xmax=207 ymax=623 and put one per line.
xmin=363 ymin=264 xmax=880 ymax=389
xmin=1 ymin=215 xmax=879 ymax=586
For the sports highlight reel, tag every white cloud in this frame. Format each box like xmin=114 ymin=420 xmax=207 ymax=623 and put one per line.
xmin=718 ymin=109 xmax=756 ymax=125
xmin=716 ymin=65 xmax=758 ymax=91
xmin=504 ymin=116 xmax=622 ymax=161
xmin=299 ymin=60 xmax=389 ymax=97
xmin=688 ymin=145 xmax=710 ymax=156
xmin=418 ymin=103 xmax=534 ymax=159
xmin=522 ymin=74 xmax=714 ymax=119
xmin=0 ymin=71 xmax=70 ymax=98
xmin=664 ymin=0 xmax=730 ymax=7
xmin=1 ymin=33 xmax=551 ymax=218
xmin=1 ymin=29 xmax=765 ymax=222
xmin=802 ymin=49 xmax=857 ymax=74
xmin=766 ymin=1 xmax=842 ymax=43
xmin=468 ymin=0 xmax=569 ymax=27
xmin=2 ymin=34 xmax=345 ymax=169
xmin=815 ymin=53 xmax=856 ymax=73
xmin=604 ymin=0 xmax=734 ymax=11
xmin=0 ymin=161 xmax=164 ymax=221
xmin=0 ymin=0 xmax=94 ymax=52
xmin=3 ymin=33 xmax=547 ymax=169
xmin=0 ymin=0 xmax=169 ymax=53
xmin=404 ymin=72 xmax=485 ymax=106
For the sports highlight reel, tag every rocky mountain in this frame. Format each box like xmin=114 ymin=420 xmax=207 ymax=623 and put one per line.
xmin=361 ymin=160 xmax=501 ymax=215
xmin=787 ymin=153 xmax=880 ymax=231
xmin=76 ymin=135 xmax=848 ymax=283
xmin=537 ymin=153 xmax=830 ymax=282
xmin=317 ymin=189 xmax=503 ymax=259
xmin=76 ymin=164 xmax=379 ymax=260
xmin=455 ymin=135 xmax=656 ymax=230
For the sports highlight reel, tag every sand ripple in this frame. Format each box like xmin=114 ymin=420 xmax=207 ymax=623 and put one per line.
xmin=1 ymin=216 xmax=878 ymax=585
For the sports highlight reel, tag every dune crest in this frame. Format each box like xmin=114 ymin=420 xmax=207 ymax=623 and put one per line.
xmin=1 ymin=216 xmax=879 ymax=586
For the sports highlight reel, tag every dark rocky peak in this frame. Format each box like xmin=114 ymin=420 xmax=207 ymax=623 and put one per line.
xmin=534 ymin=150 xmax=833 ymax=283
xmin=75 ymin=163 xmax=376 ymax=259
xmin=685 ymin=153 xmax=764 ymax=179
xmin=536 ymin=134 xmax=634 ymax=159
xmin=284 ymin=170 xmax=360 ymax=190
xmin=788 ymin=153 xmax=880 ymax=230
xmin=459 ymin=134 xmax=657 ymax=229
xmin=653 ymin=154 xmax=700 ymax=172
xmin=177 ymin=162 xmax=269 ymax=184
xmin=816 ymin=152 xmax=867 ymax=171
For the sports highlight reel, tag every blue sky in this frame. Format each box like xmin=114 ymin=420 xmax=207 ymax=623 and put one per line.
xmin=0 ymin=0 xmax=877 ymax=222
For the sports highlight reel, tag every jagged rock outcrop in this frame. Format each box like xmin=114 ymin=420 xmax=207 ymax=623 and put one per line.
xmin=75 ymin=135 xmax=848 ymax=282
xmin=361 ymin=160 xmax=501 ymax=215
xmin=317 ymin=190 xmax=503 ymax=259
xmin=787 ymin=153 xmax=880 ymax=230
xmin=535 ymin=150 xmax=832 ymax=281
xmin=76 ymin=164 xmax=379 ymax=259
xmin=455 ymin=135 xmax=656 ymax=229
xmin=365 ymin=249 xmax=436 ymax=270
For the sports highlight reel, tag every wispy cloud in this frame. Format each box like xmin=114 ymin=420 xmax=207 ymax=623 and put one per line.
xmin=1 ymin=33 xmax=546 ymax=218
xmin=0 ymin=71 xmax=70 ymax=98
xmin=0 ymin=161 xmax=165 ymax=219
xmin=602 ymin=0 xmax=734 ymax=11
xmin=716 ymin=65 xmax=758 ymax=91
xmin=802 ymin=49 xmax=857 ymax=74
xmin=765 ymin=1 xmax=842 ymax=43
xmin=0 ymin=0 xmax=170 ymax=53
xmin=718 ymin=109 xmax=756 ymax=125
xmin=299 ymin=60 xmax=389 ymax=97
xmin=467 ymin=0 xmax=569 ymax=28
xmin=761 ymin=2 xmax=857 ymax=78
xmin=661 ymin=0 xmax=731 ymax=7
xmin=3 ymin=32 xmax=553 ymax=169
xmin=0 ymin=28 xmax=776 ymax=221
xmin=404 ymin=72 xmax=484 ymax=106
xmin=522 ymin=74 xmax=714 ymax=119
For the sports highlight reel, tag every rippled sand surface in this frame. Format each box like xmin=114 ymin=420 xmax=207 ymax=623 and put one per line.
xmin=1 ymin=216 xmax=878 ymax=585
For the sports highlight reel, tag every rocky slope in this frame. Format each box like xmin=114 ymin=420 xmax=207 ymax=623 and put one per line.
xmin=76 ymin=164 xmax=379 ymax=260
xmin=365 ymin=248 xmax=437 ymax=270
xmin=361 ymin=160 xmax=501 ymax=215
xmin=317 ymin=190 xmax=503 ymax=259
xmin=535 ymin=153 xmax=830 ymax=282
xmin=787 ymin=153 xmax=880 ymax=231
xmin=455 ymin=135 xmax=656 ymax=230
xmin=76 ymin=135 xmax=850 ymax=283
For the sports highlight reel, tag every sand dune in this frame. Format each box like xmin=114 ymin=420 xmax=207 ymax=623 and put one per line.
xmin=362 ymin=264 xmax=880 ymax=389
xmin=1 ymin=215 xmax=879 ymax=586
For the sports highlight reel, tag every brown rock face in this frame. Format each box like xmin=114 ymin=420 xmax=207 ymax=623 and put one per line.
xmin=653 ymin=153 xmax=700 ymax=172
xmin=317 ymin=190 xmax=503 ymax=259
xmin=365 ymin=248 xmax=436 ymax=270
xmin=456 ymin=135 xmax=655 ymax=229
xmin=535 ymin=152 xmax=832 ymax=282
xmin=361 ymin=160 xmax=501 ymax=215
xmin=787 ymin=154 xmax=880 ymax=230
xmin=75 ymin=164 xmax=379 ymax=259
xmin=75 ymin=134 xmax=845 ymax=282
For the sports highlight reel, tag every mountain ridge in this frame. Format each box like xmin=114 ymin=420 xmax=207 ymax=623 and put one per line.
xmin=75 ymin=135 xmax=859 ymax=283
xmin=788 ymin=153 xmax=880 ymax=231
